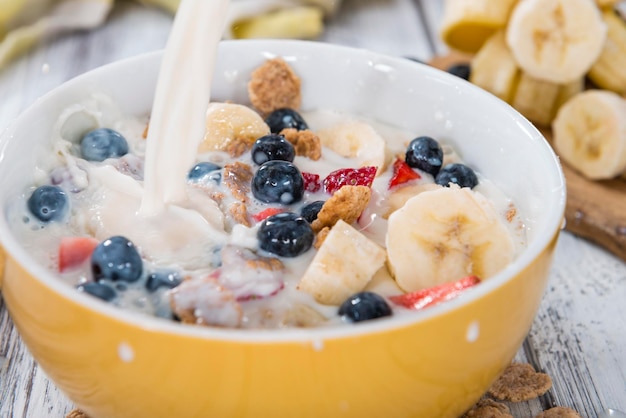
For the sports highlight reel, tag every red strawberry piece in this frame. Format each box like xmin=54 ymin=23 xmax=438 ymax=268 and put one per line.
xmin=252 ymin=207 xmax=284 ymax=222
xmin=389 ymin=275 xmax=481 ymax=310
xmin=302 ymin=172 xmax=321 ymax=193
xmin=389 ymin=158 xmax=421 ymax=189
xmin=323 ymin=166 xmax=377 ymax=194
xmin=59 ymin=237 xmax=99 ymax=272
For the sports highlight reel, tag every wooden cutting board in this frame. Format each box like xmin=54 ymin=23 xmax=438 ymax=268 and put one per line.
xmin=430 ymin=53 xmax=626 ymax=262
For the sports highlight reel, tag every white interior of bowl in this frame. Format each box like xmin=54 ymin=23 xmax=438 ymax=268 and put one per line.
xmin=0 ymin=40 xmax=566 ymax=342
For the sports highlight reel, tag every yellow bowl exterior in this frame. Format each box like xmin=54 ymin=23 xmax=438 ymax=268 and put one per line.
xmin=2 ymin=230 xmax=559 ymax=418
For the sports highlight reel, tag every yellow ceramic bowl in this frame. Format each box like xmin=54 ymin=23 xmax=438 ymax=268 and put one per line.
xmin=0 ymin=40 xmax=565 ymax=418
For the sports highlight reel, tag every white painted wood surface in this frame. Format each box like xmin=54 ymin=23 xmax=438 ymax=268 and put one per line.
xmin=0 ymin=1 xmax=624 ymax=417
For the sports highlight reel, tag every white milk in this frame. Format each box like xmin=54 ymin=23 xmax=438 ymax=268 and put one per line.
xmin=141 ymin=0 xmax=231 ymax=215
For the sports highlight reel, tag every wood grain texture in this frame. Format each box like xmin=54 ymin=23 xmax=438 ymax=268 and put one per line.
xmin=0 ymin=1 xmax=625 ymax=417
xmin=557 ymin=161 xmax=626 ymax=262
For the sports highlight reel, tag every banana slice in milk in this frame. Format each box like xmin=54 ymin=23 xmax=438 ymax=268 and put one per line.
xmin=505 ymin=0 xmax=607 ymax=84
xmin=317 ymin=120 xmax=388 ymax=174
xmin=199 ymin=102 xmax=270 ymax=156
xmin=298 ymin=220 xmax=386 ymax=306
xmin=386 ymin=186 xmax=514 ymax=293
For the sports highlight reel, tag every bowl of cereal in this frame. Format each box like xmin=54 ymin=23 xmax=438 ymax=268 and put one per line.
xmin=0 ymin=40 xmax=565 ymax=418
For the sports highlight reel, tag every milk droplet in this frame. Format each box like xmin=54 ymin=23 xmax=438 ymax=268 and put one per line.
xmin=466 ymin=321 xmax=480 ymax=343
xmin=118 ymin=342 xmax=135 ymax=363
xmin=312 ymin=339 xmax=324 ymax=351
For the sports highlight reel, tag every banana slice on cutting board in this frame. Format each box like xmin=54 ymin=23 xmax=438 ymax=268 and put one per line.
xmin=317 ymin=120 xmax=388 ymax=174
xmin=199 ymin=102 xmax=270 ymax=156
xmin=506 ymin=0 xmax=607 ymax=84
xmin=595 ymin=0 xmax=622 ymax=8
xmin=440 ymin=0 xmax=519 ymax=53
xmin=511 ymin=72 xmax=584 ymax=127
xmin=552 ymin=90 xmax=626 ymax=180
xmin=470 ymin=30 xmax=521 ymax=103
xmin=297 ymin=220 xmax=386 ymax=306
xmin=588 ymin=10 xmax=626 ymax=95
xmin=386 ymin=186 xmax=515 ymax=293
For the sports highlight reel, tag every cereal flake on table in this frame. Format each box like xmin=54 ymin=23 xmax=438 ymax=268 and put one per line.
xmin=487 ymin=362 xmax=553 ymax=402
xmin=65 ymin=409 xmax=89 ymax=418
xmin=534 ymin=407 xmax=583 ymax=418
xmin=461 ymin=398 xmax=513 ymax=418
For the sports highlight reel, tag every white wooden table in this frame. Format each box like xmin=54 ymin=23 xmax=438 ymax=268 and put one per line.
xmin=0 ymin=1 xmax=624 ymax=417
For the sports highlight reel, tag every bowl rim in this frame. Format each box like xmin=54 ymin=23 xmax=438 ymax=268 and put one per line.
xmin=0 ymin=39 xmax=567 ymax=343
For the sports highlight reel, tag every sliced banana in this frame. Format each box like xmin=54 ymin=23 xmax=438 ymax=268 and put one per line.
xmin=199 ymin=102 xmax=270 ymax=156
xmin=588 ymin=10 xmax=626 ymax=95
xmin=552 ymin=90 xmax=626 ymax=180
xmin=470 ymin=30 xmax=520 ymax=103
xmin=297 ymin=220 xmax=386 ymax=306
xmin=511 ymin=72 xmax=584 ymax=127
xmin=317 ymin=120 xmax=388 ymax=174
xmin=280 ymin=304 xmax=328 ymax=328
xmin=386 ymin=187 xmax=515 ymax=293
xmin=440 ymin=0 xmax=519 ymax=53
xmin=230 ymin=6 xmax=324 ymax=40
xmin=595 ymin=0 xmax=621 ymax=8
xmin=506 ymin=0 xmax=607 ymax=84
xmin=383 ymin=183 xmax=440 ymax=219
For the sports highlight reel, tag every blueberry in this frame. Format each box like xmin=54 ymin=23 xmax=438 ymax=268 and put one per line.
xmin=300 ymin=201 xmax=325 ymax=224
xmin=188 ymin=162 xmax=222 ymax=183
xmin=252 ymin=160 xmax=304 ymax=205
xmin=405 ymin=136 xmax=444 ymax=177
xmin=257 ymin=212 xmax=314 ymax=257
xmin=80 ymin=128 xmax=129 ymax=162
xmin=447 ymin=63 xmax=471 ymax=81
xmin=435 ymin=163 xmax=479 ymax=189
xmin=27 ymin=185 xmax=69 ymax=222
xmin=338 ymin=292 xmax=392 ymax=323
xmin=145 ymin=270 xmax=182 ymax=292
xmin=91 ymin=236 xmax=143 ymax=282
xmin=265 ymin=108 xmax=308 ymax=133
xmin=77 ymin=282 xmax=116 ymax=302
xmin=251 ymin=134 xmax=295 ymax=165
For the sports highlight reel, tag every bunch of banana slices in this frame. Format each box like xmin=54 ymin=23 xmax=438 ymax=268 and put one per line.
xmin=441 ymin=0 xmax=626 ymax=180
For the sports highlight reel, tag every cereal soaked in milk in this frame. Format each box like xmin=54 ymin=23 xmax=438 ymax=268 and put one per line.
xmin=8 ymin=58 xmax=527 ymax=329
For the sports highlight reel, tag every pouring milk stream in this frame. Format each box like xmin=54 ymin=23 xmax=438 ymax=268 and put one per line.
xmin=84 ymin=0 xmax=232 ymax=268
xmin=141 ymin=0 xmax=231 ymax=215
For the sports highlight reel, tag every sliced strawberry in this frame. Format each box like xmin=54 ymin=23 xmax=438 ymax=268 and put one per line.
xmin=302 ymin=172 xmax=321 ymax=193
xmin=389 ymin=275 xmax=481 ymax=310
xmin=323 ymin=166 xmax=377 ymax=194
xmin=389 ymin=158 xmax=421 ymax=189
xmin=252 ymin=207 xmax=284 ymax=222
xmin=59 ymin=237 xmax=99 ymax=272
